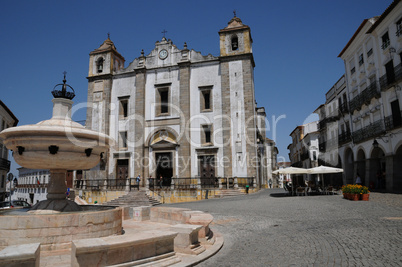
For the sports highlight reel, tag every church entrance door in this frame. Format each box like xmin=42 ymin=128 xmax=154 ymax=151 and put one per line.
xmin=116 ymin=159 xmax=129 ymax=180
xmin=199 ymin=155 xmax=216 ymax=187
xmin=156 ymin=152 xmax=173 ymax=186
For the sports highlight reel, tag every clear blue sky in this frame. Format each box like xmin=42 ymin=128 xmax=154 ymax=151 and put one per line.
xmin=1 ymin=0 xmax=391 ymax=175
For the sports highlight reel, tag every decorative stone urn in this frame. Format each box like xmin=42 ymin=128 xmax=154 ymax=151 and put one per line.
xmin=0 ymin=74 xmax=113 ymax=213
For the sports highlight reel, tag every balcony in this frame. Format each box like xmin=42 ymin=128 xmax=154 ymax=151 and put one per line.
xmin=300 ymin=152 xmax=310 ymax=161
xmin=380 ymin=63 xmax=402 ymax=91
xmin=339 ymin=102 xmax=349 ymax=114
xmin=384 ymin=111 xmax=402 ymax=131
xmin=319 ymin=141 xmax=326 ymax=152
xmin=0 ymin=158 xmax=10 ymax=172
xmin=360 ymin=82 xmax=381 ymax=104
xmin=338 ymin=131 xmax=352 ymax=145
xmin=319 ymin=119 xmax=327 ymax=130
xmin=349 ymin=95 xmax=362 ymax=113
xmin=352 ymin=120 xmax=385 ymax=144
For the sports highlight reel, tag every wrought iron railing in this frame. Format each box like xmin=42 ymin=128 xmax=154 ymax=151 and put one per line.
xmin=319 ymin=141 xmax=326 ymax=152
xmin=349 ymin=95 xmax=362 ymax=113
xmin=200 ymin=178 xmax=219 ymax=189
xmin=352 ymin=120 xmax=385 ymax=144
xmin=338 ymin=131 xmax=352 ymax=145
xmin=236 ymin=177 xmax=254 ymax=188
xmin=74 ymin=179 xmax=127 ymax=190
xmin=173 ymin=177 xmax=198 ymax=189
xmin=380 ymin=63 xmax=402 ymax=91
xmin=319 ymin=119 xmax=327 ymax=130
xmin=384 ymin=111 xmax=402 ymax=131
xmin=0 ymin=158 xmax=10 ymax=172
xmin=339 ymin=102 xmax=349 ymax=114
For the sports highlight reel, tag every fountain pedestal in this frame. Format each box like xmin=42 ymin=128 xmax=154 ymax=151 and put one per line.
xmin=29 ymin=169 xmax=82 ymax=213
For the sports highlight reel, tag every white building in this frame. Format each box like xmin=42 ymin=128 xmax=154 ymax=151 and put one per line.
xmin=85 ymin=15 xmax=272 ymax=188
xmin=14 ymin=168 xmax=50 ymax=205
xmin=0 ymin=100 xmax=18 ymax=202
xmin=288 ymin=121 xmax=319 ymax=169
xmin=337 ymin=0 xmax=402 ymax=191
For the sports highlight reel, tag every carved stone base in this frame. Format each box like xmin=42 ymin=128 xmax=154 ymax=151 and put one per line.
xmin=28 ymin=199 xmax=82 ymax=214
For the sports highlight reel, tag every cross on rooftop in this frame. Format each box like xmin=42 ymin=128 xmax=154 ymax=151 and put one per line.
xmin=162 ymin=29 xmax=167 ymax=38
xmin=233 ymin=10 xmax=236 ymax=17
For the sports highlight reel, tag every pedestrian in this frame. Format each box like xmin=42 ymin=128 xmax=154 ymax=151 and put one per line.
xmin=269 ymin=179 xmax=272 ymax=188
xmin=149 ymin=175 xmax=153 ymax=187
xmin=355 ymin=173 xmax=362 ymax=185
xmin=136 ymin=174 xmax=141 ymax=185
xmin=159 ymin=175 xmax=163 ymax=189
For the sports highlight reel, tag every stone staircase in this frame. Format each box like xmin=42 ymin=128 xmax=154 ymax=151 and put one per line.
xmin=102 ymin=188 xmax=161 ymax=207
xmin=219 ymin=189 xmax=247 ymax=198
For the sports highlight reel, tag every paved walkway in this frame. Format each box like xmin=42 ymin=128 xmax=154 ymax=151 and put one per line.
xmin=166 ymin=189 xmax=402 ymax=267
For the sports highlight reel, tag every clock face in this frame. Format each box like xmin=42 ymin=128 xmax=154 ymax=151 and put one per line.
xmin=159 ymin=49 xmax=168 ymax=60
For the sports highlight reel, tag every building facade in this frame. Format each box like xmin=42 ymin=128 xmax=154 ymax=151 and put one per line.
xmin=337 ymin=0 xmax=402 ymax=191
xmin=309 ymin=0 xmax=402 ymax=192
xmin=13 ymin=168 xmax=50 ymax=205
xmin=85 ymin=16 xmax=272 ymax=188
xmin=288 ymin=121 xmax=319 ymax=170
xmin=0 ymin=100 xmax=18 ymax=201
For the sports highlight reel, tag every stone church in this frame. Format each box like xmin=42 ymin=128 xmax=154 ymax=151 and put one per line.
xmin=85 ymin=15 xmax=271 ymax=187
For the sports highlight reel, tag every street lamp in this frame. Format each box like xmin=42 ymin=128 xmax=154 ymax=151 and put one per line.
xmin=372 ymin=139 xmax=379 ymax=148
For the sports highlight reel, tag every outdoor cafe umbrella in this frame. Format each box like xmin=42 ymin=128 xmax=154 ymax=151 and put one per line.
xmin=307 ymin=166 xmax=343 ymax=188
xmin=273 ymin=167 xmax=309 ymax=194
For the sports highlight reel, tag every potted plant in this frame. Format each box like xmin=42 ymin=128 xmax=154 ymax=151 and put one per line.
xmin=341 ymin=185 xmax=349 ymax=199
xmin=360 ymin=186 xmax=370 ymax=201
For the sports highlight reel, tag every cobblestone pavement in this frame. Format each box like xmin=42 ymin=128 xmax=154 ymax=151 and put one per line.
xmin=165 ymin=189 xmax=402 ymax=267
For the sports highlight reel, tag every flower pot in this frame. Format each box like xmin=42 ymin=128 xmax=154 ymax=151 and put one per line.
xmin=361 ymin=193 xmax=369 ymax=201
xmin=352 ymin=194 xmax=359 ymax=201
xmin=343 ymin=193 xmax=347 ymax=199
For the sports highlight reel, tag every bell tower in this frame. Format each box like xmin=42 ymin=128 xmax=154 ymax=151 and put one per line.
xmin=86 ymin=35 xmax=125 ymax=134
xmin=218 ymin=14 xmax=258 ymax=179
xmin=218 ymin=14 xmax=253 ymax=59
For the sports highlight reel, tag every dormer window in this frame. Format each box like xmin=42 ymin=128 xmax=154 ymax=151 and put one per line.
xmin=231 ymin=36 xmax=238 ymax=50
xmin=97 ymin=58 xmax=104 ymax=73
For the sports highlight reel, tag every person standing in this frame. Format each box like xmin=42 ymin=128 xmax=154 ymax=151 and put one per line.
xmin=355 ymin=173 xmax=362 ymax=185
xmin=159 ymin=175 xmax=163 ymax=189
xmin=136 ymin=174 xmax=141 ymax=185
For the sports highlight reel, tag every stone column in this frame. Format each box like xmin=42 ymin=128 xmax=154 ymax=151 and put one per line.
xmin=134 ymin=68 xmax=146 ymax=181
xmin=242 ymin=59 xmax=258 ymax=180
xmin=220 ymin=61 xmax=233 ymax=178
xmin=178 ymin=62 xmax=191 ymax=177
xmin=385 ymin=155 xmax=394 ymax=191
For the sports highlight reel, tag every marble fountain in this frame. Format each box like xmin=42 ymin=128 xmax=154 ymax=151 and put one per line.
xmin=0 ymin=75 xmax=221 ymax=266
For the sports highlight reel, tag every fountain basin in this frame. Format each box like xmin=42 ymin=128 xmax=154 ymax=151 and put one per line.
xmin=0 ymin=205 xmax=122 ymax=250
xmin=0 ymin=122 xmax=111 ymax=170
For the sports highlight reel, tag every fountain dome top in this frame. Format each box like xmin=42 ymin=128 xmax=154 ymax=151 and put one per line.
xmin=51 ymin=71 xmax=75 ymax=100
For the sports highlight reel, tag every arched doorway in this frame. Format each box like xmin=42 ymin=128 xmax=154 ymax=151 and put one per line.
xmin=344 ymin=148 xmax=354 ymax=184
xmin=393 ymin=145 xmax=402 ymax=192
xmin=370 ymin=146 xmax=385 ymax=190
xmin=149 ymin=130 xmax=178 ymax=187
xmin=356 ymin=149 xmax=366 ymax=186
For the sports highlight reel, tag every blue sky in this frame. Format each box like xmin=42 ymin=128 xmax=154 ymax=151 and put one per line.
xmin=1 ymin=0 xmax=391 ymax=175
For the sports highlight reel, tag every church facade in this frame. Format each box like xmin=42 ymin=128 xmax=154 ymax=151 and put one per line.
xmin=85 ymin=16 xmax=271 ymax=187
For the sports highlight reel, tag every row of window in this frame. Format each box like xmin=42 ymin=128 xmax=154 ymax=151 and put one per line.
xmin=349 ymin=18 xmax=402 ymax=76
xmin=118 ymin=86 xmax=213 ymax=119
xmin=118 ymin=124 xmax=213 ymax=149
